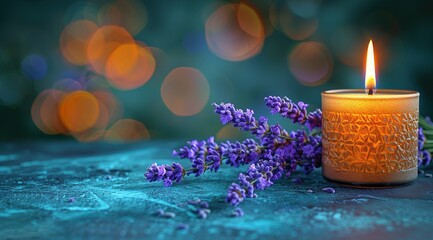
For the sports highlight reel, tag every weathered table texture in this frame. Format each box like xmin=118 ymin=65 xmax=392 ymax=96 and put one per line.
xmin=1 ymin=140 xmax=433 ymax=240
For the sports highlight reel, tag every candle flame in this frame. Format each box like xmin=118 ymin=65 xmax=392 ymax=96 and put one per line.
xmin=365 ymin=39 xmax=376 ymax=94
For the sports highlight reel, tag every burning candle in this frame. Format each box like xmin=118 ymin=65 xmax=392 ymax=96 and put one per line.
xmin=321 ymin=40 xmax=419 ymax=186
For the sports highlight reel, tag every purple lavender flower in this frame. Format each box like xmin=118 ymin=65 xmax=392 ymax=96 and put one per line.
xmin=213 ymin=102 xmax=236 ymax=124
xmin=206 ymin=147 xmax=222 ymax=172
xmin=417 ymin=127 xmax=432 ymax=167
xmin=145 ymin=162 xmax=185 ymax=187
xmin=419 ymin=150 xmax=432 ymax=167
xmin=221 ymin=139 xmax=260 ymax=167
xmin=163 ymin=163 xmax=184 ymax=187
xmin=235 ymin=109 xmax=257 ymax=131
xmin=188 ymin=158 xmax=205 ymax=177
xmin=213 ymin=103 xmax=274 ymax=140
xmin=172 ymin=137 xmax=222 ymax=176
xmin=226 ymin=154 xmax=285 ymax=206
xmin=419 ymin=127 xmax=426 ymax=151
xmin=213 ymin=102 xmax=301 ymax=152
xmin=264 ymin=96 xmax=308 ymax=124
xmin=230 ymin=208 xmax=244 ymax=217
xmin=251 ymin=116 xmax=268 ymax=137
xmin=226 ymin=183 xmax=246 ymax=206
xmin=145 ymin=163 xmax=166 ymax=182
xmin=289 ymin=131 xmax=322 ymax=174
xmin=306 ymin=109 xmax=322 ymax=130
xmin=322 ymin=187 xmax=336 ymax=194
xmin=213 ymin=102 xmax=259 ymax=131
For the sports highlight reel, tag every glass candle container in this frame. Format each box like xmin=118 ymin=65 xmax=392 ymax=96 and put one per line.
xmin=321 ymin=89 xmax=420 ymax=187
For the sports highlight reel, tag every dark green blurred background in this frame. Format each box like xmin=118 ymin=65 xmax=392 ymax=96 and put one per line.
xmin=0 ymin=0 xmax=432 ymax=141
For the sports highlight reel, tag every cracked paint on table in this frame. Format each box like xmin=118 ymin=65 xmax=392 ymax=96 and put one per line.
xmin=1 ymin=140 xmax=433 ymax=239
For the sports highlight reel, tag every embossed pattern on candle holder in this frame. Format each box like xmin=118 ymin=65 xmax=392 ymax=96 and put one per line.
xmin=322 ymin=110 xmax=418 ymax=173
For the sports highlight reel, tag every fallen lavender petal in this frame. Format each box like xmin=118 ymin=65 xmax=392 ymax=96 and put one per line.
xmin=291 ymin=178 xmax=302 ymax=184
xmin=200 ymin=202 xmax=209 ymax=209
xmin=176 ymin=224 xmax=189 ymax=230
xmin=230 ymin=207 xmax=244 ymax=217
xmin=322 ymin=187 xmax=336 ymax=194
xmin=197 ymin=209 xmax=208 ymax=219
xmin=154 ymin=209 xmax=165 ymax=216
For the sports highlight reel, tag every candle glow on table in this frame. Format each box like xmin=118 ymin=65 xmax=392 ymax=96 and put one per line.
xmin=321 ymin=40 xmax=420 ymax=186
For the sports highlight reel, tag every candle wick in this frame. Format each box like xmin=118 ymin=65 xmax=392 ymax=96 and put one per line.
xmin=368 ymin=88 xmax=373 ymax=95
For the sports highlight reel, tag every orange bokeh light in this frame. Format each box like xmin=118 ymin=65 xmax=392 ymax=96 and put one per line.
xmin=105 ymin=119 xmax=150 ymax=142
xmin=92 ymin=90 xmax=122 ymax=126
xmin=73 ymin=129 xmax=106 ymax=142
xmin=105 ymin=42 xmax=156 ymax=90
xmin=60 ymin=20 xmax=98 ymax=66
xmin=205 ymin=3 xmax=265 ymax=61
xmin=59 ymin=90 xmax=100 ymax=133
xmin=289 ymin=41 xmax=333 ymax=86
xmin=216 ymin=125 xmax=242 ymax=140
xmin=87 ymin=26 xmax=135 ymax=75
xmin=161 ymin=67 xmax=210 ymax=116
xmin=32 ymin=90 xmax=66 ymax=135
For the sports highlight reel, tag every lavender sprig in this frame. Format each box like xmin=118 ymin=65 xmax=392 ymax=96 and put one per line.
xmin=147 ymin=138 xmax=264 ymax=186
xmin=172 ymin=137 xmax=222 ymax=175
xmin=220 ymin=139 xmax=261 ymax=167
xmin=226 ymin=152 xmax=285 ymax=206
xmin=212 ymin=102 xmax=291 ymax=144
xmin=264 ymin=96 xmax=322 ymax=131
xmin=145 ymin=162 xmax=184 ymax=187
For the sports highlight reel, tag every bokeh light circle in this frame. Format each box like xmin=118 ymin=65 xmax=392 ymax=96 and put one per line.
xmin=53 ymin=78 xmax=83 ymax=92
xmin=59 ymin=90 xmax=100 ymax=133
xmin=98 ymin=0 xmax=148 ymax=36
xmin=161 ymin=67 xmax=210 ymax=116
xmin=105 ymin=42 xmax=156 ymax=90
xmin=205 ymin=3 xmax=265 ymax=61
xmin=73 ymin=129 xmax=106 ymax=142
xmin=87 ymin=26 xmax=135 ymax=75
xmin=92 ymin=90 xmax=122 ymax=126
xmin=105 ymin=119 xmax=150 ymax=142
xmin=272 ymin=4 xmax=318 ymax=41
xmin=216 ymin=125 xmax=242 ymax=140
xmin=31 ymin=89 xmax=66 ymax=134
xmin=21 ymin=54 xmax=48 ymax=80
xmin=60 ymin=20 xmax=98 ymax=66
xmin=288 ymin=41 xmax=333 ymax=86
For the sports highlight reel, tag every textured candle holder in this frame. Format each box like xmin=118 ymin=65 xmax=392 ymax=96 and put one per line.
xmin=322 ymin=89 xmax=419 ymax=187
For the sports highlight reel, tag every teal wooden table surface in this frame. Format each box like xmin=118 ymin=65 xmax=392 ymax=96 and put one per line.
xmin=1 ymin=140 xmax=433 ymax=240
